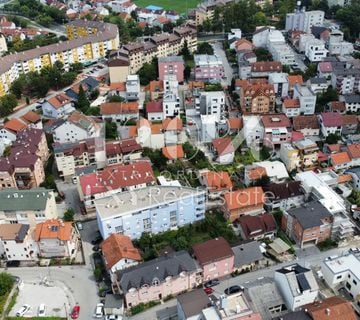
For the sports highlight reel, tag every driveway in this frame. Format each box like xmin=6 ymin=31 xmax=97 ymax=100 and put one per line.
xmin=6 ymin=265 xmax=99 ymax=320
xmin=56 ymin=180 xmax=82 ymax=214
xmin=212 ymin=41 xmax=233 ymax=87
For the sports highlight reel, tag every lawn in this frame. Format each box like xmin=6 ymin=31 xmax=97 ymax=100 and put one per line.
xmin=134 ymin=0 xmax=201 ymax=13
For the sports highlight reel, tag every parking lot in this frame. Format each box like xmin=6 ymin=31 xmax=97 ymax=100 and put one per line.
xmin=9 ymin=280 xmax=71 ymax=318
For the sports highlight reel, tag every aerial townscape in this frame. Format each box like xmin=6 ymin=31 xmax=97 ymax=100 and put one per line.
xmin=0 ymin=0 xmax=360 ymax=319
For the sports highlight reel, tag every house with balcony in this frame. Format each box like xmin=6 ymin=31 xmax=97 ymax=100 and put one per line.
xmin=319 ymin=112 xmax=342 ymax=138
xmin=282 ymin=99 xmax=300 ymax=118
xmin=198 ymin=170 xmax=233 ymax=199
xmin=146 ymin=101 xmax=164 ymax=121
xmin=293 ymin=115 xmax=320 ymax=137
xmin=280 ymin=143 xmax=300 ymax=172
xmin=340 ymin=94 xmax=360 ymax=113
xmin=341 ymin=115 xmax=358 ymax=135
xmin=192 ymin=237 xmax=234 ymax=281
xmin=240 ymin=82 xmax=276 ymax=114
xmin=41 ymin=93 xmax=74 ymax=119
xmin=158 ymin=56 xmax=184 ymax=83
xmin=115 ymin=250 xmax=199 ymax=307
xmin=194 ymin=54 xmax=224 ymax=82
xmin=238 ymin=213 xmax=277 ymax=240
xmin=261 ymin=114 xmax=291 ymax=147
xmin=330 ymin=151 xmax=351 ymax=171
xmin=162 ymin=118 xmax=186 ymax=146
xmin=0 ymin=224 xmax=36 ymax=261
xmin=293 ymin=84 xmax=317 ymax=115
xmin=293 ymin=138 xmax=319 ymax=171
xmin=34 ymin=219 xmax=79 ymax=258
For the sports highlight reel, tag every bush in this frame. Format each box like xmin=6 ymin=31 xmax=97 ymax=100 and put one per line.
xmin=63 ymin=208 xmax=75 ymax=221
xmin=130 ymin=301 xmax=160 ymax=315
xmin=94 ymin=267 xmax=103 ymax=282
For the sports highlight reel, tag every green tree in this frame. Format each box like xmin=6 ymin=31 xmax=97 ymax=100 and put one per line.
xmin=316 ymin=86 xmax=339 ymax=112
xmin=69 ymin=62 xmax=83 ymax=74
xmin=325 ymin=133 xmax=341 ymax=144
xmin=197 ymin=42 xmax=214 ymax=55
xmin=63 ymin=208 xmax=75 ymax=221
xmin=138 ymin=59 xmax=158 ymax=85
xmin=105 ymin=121 xmax=118 ymax=140
xmin=254 ymin=48 xmax=272 ymax=61
xmin=0 ymin=94 xmax=18 ymax=117
xmin=0 ymin=273 xmax=14 ymax=296
xmin=108 ymin=95 xmax=125 ymax=103
xmin=304 ymin=63 xmax=318 ymax=81
xmin=76 ymin=85 xmax=90 ymax=112
xmin=184 ymin=66 xmax=191 ymax=82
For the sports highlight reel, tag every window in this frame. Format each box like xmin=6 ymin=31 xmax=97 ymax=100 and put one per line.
xmin=143 ymin=218 xmax=151 ymax=231
xmin=115 ymin=226 xmax=124 ymax=234
xmin=170 ymin=211 xmax=177 ymax=227
xmin=336 ymin=275 xmax=342 ymax=279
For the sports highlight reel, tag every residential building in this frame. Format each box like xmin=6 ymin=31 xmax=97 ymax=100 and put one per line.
xmin=274 ymin=264 xmax=319 ymax=311
xmin=280 ymin=143 xmax=300 ymax=171
xmin=282 ymin=201 xmax=333 ymax=248
xmin=52 ymin=111 xmax=101 ymax=143
xmin=162 ymin=145 xmax=184 ymax=161
xmin=34 ymin=219 xmax=78 ymax=258
xmin=101 ymin=234 xmax=141 ymax=283
xmin=108 ymin=57 xmax=130 ymax=84
xmin=232 ymin=240 xmax=264 ymax=272
xmin=331 ymin=64 xmax=360 ymax=94
xmin=330 ymin=151 xmax=351 ymax=171
xmin=78 ymin=161 xmax=156 ymax=210
xmin=146 ymin=101 xmax=164 ymax=121
xmin=136 ymin=118 xmax=165 ymax=149
xmin=0 ymin=20 xmax=119 ymax=97
xmin=158 ymin=56 xmax=184 ymax=82
xmin=194 ymin=54 xmax=224 ymax=82
xmin=263 ymin=181 xmax=304 ymax=211
xmin=318 ymin=61 xmax=333 ymax=80
xmin=200 ymin=115 xmax=218 ymax=143
xmin=293 ymin=115 xmax=320 ymax=136
xmin=0 ymin=189 xmax=57 ymax=227
xmin=163 ymin=74 xmax=179 ymax=94
xmin=238 ymin=213 xmax=277 ymax=240
xmin=177 ymin=289 xmax=210 ymax=320
xmin=126 ymin=75 xmax=140 ymax=101
xmin=193 ymin=237 xmax=234 ymax=281
xmin=0 ymin=224 xmax=36 ymax=261
xmin=282 ymin=99 xmax=301 ymax=118
xmin=163 ymin=92 xmax=180 ymax=118
xmin=145 ymin=80 xmax=164 ymax=101
xmin=162 ymin=117 xmax=186 ymax=146
xmin=327 ymin=29 xmax=354 ymax=56
xmin=240 ymin=82 xmax=276 ymax=114
xmin=100 ymin=102 xmax=139 ymax=122
xmin=199 ymin=91 xmax=225 ymax=122
xmin=42 ymin=93 xmax=74 ymax=119
xmin=65 ymin=77 xmax=100 ymax=101
xmin=199 ymin=170 xmax=233 ymax=199
xmin=223 ymin=187 xmax=265 ymax=222
xmin=318 ymin=112 xmax=342 ymax=137
xmin=106 ymin=138 xmax=142 ymax=165
xmin=309 ymin=77 xmax=328 ymax=94
xmin=347 ymin=167 xmax=360 ymax=190
xmin=347 ymin=143 xmax=360 ymax=167
xmin=0 ymin=119 xmax=27 ymax=142
xmin=251 ymin=61 xmax=282 ymax=78
xmin=116 ymin=250 xmax=199 ymax=307
xmin=321 ymin=253 xmax=360 ymax=301
xmin=305 ymin=39 xmax=328 ymax=62
xmin=261 ymin=114 xmax=291 ymax=147
xmin=293 ymin=84 xmax=317 ymax=115
xmin=285 ymin=7 xmax=325 ymax=34
xmin=268 ymin=73 xmax=289 ymax=97
xmin=340 ymin=94 xmax=360 ymax=113
xmin=293 ymin=138 xmax=319 ymax=171
xmin=245 ymin=161 xmax=289 ymax=185
xmin=95 ymin=186 xmax=206 ymax=240
xmin=211 ymin=137 xmax=235 ymax=164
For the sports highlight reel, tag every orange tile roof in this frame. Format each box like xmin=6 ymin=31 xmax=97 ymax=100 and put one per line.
xmin=127 ymin=125 xmax=137 ymax=138
xmin=331 ymin=152 xmax=351 ymax=165
xmin=224 ymin=187 xmax=265 ymax=211
xmin=201 ymin=171 xmax=233 ymax=190
xmin=247 ymin=166 xmax=267 ymax=181
xmin=242 ymin=83 xmax=275 ymax=98
xmin=347 ymin=144 xmax=360 ymax=159
xmin=338 ymin=174 xmax=352 ymax=184
xmin=288 ymin=75 xmax=304 ymax=87
xmin=283 ymin=98 xmax=300 ymax=109
xmin=47 ymin=93 xmax=72 ymax=109
xmin=147 ymin=80 xmax=163 ymax=93
xmin=188 ymin=81 xmax=205 ymax=90
xmin=342 ymin=114 xmax=358 ymax=125
xmin=162 ymin=117 xmax=183 ymax=131
xmin=162 ymin=145 xmax=184 ymax=160
xmin=100 ymin=102 xmax=138 ymax=115
xmin=212 ymin=137 xmax=234 ymax=156
xmin=21 ymin=111 xmax=40 ymax=124
xmin=34 ymin=219 xmax=72 ymax=241
xmin=151 ymin=123 xmax=163 ymax=134
xmin=228 ymin=117 xmax=243 ymax=130
xmin=137 ymin=117 xmax=151 ymax=128
xmin=101 ymin=234 xmax=141 ymax=269
xmin=305 ymin=297 xmax=357 ymax=320
xmin=327 ymin=144 xmax=341 ymax=153
xmin=4 ymin=118 xmax=27 ymax=133
xmin=109 ymin=82 xmax=126 ymax=91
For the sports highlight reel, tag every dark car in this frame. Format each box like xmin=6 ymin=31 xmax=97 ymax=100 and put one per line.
xmin=91 ymin=236 xmax=102 ymax=245
xmin=6 ymin=260 xmax=20 ymax=267
xmin=224 ymin=285 xmax=242 ymax=295
xmin=92 ymin=245 xmax=100 ymax=252
xmin=204 ymin=279 xmax=220 ymax=288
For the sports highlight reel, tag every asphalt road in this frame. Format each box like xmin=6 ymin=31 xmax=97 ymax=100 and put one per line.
xmin=212 ymin=41 xmax=233 ymax=87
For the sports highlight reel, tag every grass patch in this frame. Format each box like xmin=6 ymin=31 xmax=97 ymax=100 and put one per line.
xmin=130 ymin=301 xmax=161 ymax=315
xmin=5 ymin=291 xmax=17 ymax=315
xmin=133 ymin=0 xmax=201 ymax=13
xmin=317 ymin=239 xmax=338 ymax=252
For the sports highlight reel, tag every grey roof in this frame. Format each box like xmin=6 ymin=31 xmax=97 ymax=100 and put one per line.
xmin=310 ymin=77 xmax=327 ymax=84
xmin=0 ymin=189 xmax=52 ymax=211
xmin=287 ymin=201 xmax=332 ymax=229
xmin=158 ymin=56 xmax=184 ymax=63
xmin=274 ymin=311 xmax=311 ymax=320
xmin=177 ymin=289 xmax=210 ymax=318
xmin=342 ymin=94 xmax=360 ymax=104
xmin=347 ymin=167 xmax=360 ymax=178
xmin=232 ymin=241 xmax=264 ymax=268
xmin=117 ymin=250 xmax=198 ymax=291
xmin=104 ymin=294 xmax=123 ymax=309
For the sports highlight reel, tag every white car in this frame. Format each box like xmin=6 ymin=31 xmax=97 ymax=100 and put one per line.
xmin=16 ymin=304 xmax=30 ymax=317
xmin=105 ymin=315 xmax=122 ymax=320
xmin=76 ymin=222 xmax=83 ymax=231
xmin=38 ymin=303 xmax=46 ymax=317
xmin=94 ymin=303 xmax=104 ymax=318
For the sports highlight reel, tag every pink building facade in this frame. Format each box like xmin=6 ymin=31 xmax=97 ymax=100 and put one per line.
xmin=158 ymin=56 xmax=184 ymax=83
xmin=261 ymin=114 xmax=292 ymax=148
xmin=201 ymin=255 xmax=235 ymax=281
xmin=194 ymin=54 xmax=225 ymax=82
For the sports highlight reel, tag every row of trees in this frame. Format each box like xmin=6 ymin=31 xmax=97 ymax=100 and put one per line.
xmin=7 ymin=34 xmax=67 ymax=53
xmin=10 ymin=61 xmax=78 ymax=99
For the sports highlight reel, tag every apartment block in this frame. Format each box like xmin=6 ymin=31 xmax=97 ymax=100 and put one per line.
xmin=158 ymin=56 xmax=184 ymax=82
xmin=240 ymin=82 xmax=276 ymax=114
xmin=293 ymin=84 xmax=317 ymax=115
xmin=286 ymin=8 xmax=325 ymax=34
xmin=194 ymin=54 xmax=225 ymax=82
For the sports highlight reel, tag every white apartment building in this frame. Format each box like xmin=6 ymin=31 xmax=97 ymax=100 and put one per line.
xmin=293 ymin=84 xmax=317 ymax=115
xmin=163 ymin=92 xmax=180 ymax=118
xmin=269 ymin=73 xmax=289 ymax=98
xmin=125 ymin=75 xmax=140 ymax=101
xmin=199 ymin=91 xmax=225 ymax=122
xmin=201 ymin=114 xmax=218 ymax=143
xmin=243 ymin=115 xmax=263 ymax=147
xmin=163 ymin=74 xmax=179 ymax=94
xmin=95 ymin=186 xmax=207 ymax=240
xmin=286 ymin=7 xmax=325 ymax=34
xmin=321 ymin=253 xmax=360 ymax=300
xmin=327 ymin=30 xmax=354 ymax=56
xmin=305 ymin=39 xmax=328 ymax=62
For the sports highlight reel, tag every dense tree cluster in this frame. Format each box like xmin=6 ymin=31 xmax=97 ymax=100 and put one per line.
xmin=0 ymin=94 xmax=18 ymax=117
xmin=7 ymin=34 xmax=67 ymax=53
xmin=138 ymin=59 xmax=158 ymax=86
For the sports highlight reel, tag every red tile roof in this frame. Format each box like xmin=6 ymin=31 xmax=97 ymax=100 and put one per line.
xmin=21 ymin=111 xmax=41 ymax=124
xmin=146 ymin=101 xmax=163 ymax=113
xmin=162 ymin=117 xmax=183 ymax=131
xmin=201 ymin=171 xmax=233 ymax=191
xmin=330 ymin=101 xmax=345 ymax=112
xmin=100 ymin=102 xmax=139 ymax=115
xmin=47 ymin=93 xmax=72 ymax=109
xmin=331 ymin=152 xmax=351 ymax=165
xmin=283 ymin=99 xmax=300 ymax=109
xmin=79 ymin=161 xmax=155 ymax=196
xmin=347 ymin=144 xmax=360 ymax=159
xmin=321 ymin=112 xmax=343 ymax=127
xmin=251 ymin=61 xmax=282 ymax=73
xmin=105 ymin=138 xmax=142 ymax=156
xmin=4 ymin=118 xmax=27 ymax=133
xmin=228 ymin=117 xmax=243 ymax=130
xmin=192 ymin=237 xmax=233 ymax=265
xmin=224 ymin=187 xmax=265 ymax=211
xmin=239 ymin=214 xmax=276 ymax=239
xmin=288 ymin=75 xmax=304 ymax=87
xmin=162 ymin=145 xmax=184 ymax=160
xmin=261 ymin=114 xmax=291 ymax=127
xmin=293 ymin=115 xmax=319 ymax=130
xmin=101 ymin=234 xmax=141 ymax=269
xmin=34 ymin=219 xmax=73 ymax=241
xmin=212 ymin=137 xmax=234 ymax=156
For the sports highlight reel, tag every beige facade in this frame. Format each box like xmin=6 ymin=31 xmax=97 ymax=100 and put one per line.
xmin=108 ymin=58 xmax=130 ymax=83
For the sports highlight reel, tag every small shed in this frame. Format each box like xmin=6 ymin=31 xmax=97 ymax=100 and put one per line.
xmin=268 ymin=238 xmax=290 ymax=257
xmin=104 ymin=294 xmax=124 ymax=316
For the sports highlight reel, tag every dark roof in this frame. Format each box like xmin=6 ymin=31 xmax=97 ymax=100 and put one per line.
xmin=117 ymin=250 xmax=197 ymax=291
xmin=343 ymin=94 xmax=360 ymax=104
xmin=263 ymin=181 xmax=303 ymax=201
xmin=311 ymin=26 xmax=328 ymax=38
xmin=192 ymin=237 xmax=233 ymax=265
xmin=232 ymin=240 xmax=264 ymax=268
xmin=310 ymin=77 xmax=327 ymax=84
xmin=177 ymin=289 xmax=210 ymax=318
xmin=108 ymin=58 xmax=129 ymax=67
xmin=239 ymin=214 xmax=277 ymax=240
xmin=293 ymin=115 xmax=319 ymax=130
xmin=274 ymin=311 xmax=311 ymax=320
xmin=104 ymin=294 xmax=123 ymax=309
xmin=287 ymin=201 xmax=332 ymax=229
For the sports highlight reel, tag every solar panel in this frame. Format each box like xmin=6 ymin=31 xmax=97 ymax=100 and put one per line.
xmin=297 ymin=273 xmax=310 ymax=292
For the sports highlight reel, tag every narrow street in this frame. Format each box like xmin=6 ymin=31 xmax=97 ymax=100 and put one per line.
xmin=212 ymin=41 xmax=233 ymax=87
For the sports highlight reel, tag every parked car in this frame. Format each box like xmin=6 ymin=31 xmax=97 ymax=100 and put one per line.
xmin=105 ymin=315 xmax=122 ymax=320
xmin=71 ymin=305 xmax=80 ymax=319
xmin=16 ymin=305 xmax=30 ymax=317
xmin=92 ymin=245 xmax=100 ymax=252
xmin=91 ymin=236 xmax=102 ymax=245
xmin=6 ymin=260 xmax=20 ymax=267
xmin=76 ymin=222 xmax=83 ymax=231
xmin=204 ymin=279 xmax=220 ymax=288
xmin=224 ymin=285 xmax=242 ymax=295
xmin=204 ymin=287 xmax=214 ymax=295
xmin=349 ymin=247 xmax=360 ymax=254
xmin=94 ymin=303 xmax=104 ymax=318
xmin=38 ymin=303 xmax=46 ymax=317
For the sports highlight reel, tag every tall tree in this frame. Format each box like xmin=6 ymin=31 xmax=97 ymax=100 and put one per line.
xmin=76 ymin=85 xmax=90 ymax=112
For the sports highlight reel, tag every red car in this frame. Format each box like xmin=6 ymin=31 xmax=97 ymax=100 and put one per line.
xmin=204 ymin=287 xmax=214 ymax=295
xmin=71 ymin=305 xmax=80 ymax=319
